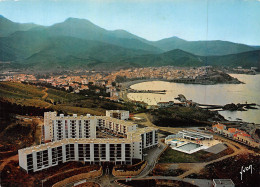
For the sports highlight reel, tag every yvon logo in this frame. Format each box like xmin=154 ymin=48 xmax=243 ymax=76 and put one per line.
xmin=240 ymin=165 xmax=253 ymax=180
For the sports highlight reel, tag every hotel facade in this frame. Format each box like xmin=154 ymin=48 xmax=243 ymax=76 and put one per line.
xmin=19 ymin=111 xmax=158 ymax=173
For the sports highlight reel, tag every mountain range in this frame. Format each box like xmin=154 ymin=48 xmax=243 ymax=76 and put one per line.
xmin=0 ymin=15 xmax=259 ymax=71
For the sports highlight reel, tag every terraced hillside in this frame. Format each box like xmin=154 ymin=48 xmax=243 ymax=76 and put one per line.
xmin=0 ymin=82 xmax=125 ymax=116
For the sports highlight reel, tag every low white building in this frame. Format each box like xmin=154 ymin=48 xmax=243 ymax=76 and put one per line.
xmin=106 ymin=110 xmax=129 ymax=120
xmin=178 ymin=130 xmax=213 ymax=140
xmin=213 ymin=179 xmax=235 ymax=187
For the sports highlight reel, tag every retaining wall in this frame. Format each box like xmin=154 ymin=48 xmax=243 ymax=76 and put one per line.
xmin=52 ymin=166 xmax=102 ymax=187
xmin=112 ymin=161 xmax=147 ymax=176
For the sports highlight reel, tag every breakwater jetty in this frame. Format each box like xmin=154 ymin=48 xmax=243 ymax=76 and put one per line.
xmin=127 ymin=89 xmax=166 ymax=94
xmin=198 ymin=103 xmax=257 ymax=111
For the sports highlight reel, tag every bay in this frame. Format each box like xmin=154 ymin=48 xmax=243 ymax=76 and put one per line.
xmin=127 ymin=74 xmax=260 ymax=124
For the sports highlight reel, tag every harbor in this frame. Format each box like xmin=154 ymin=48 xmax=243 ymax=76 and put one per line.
xmin=126 ymin=74 xmax=260 ymax=124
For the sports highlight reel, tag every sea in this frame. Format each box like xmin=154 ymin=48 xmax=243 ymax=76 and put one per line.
xmin=127 ymin=74 xmax=260 ymax=124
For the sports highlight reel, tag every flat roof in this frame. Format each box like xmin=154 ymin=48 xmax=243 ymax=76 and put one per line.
xmin=54 ymin=115 xmax=97 ymax=120
xmin=127 ymin=127 xmax=158 ymax=140
xmin=96 ymin=116 xmax=136 ymax=127
xmin=179 ymin=130 xmax=213 ymax=138
xmin=20 ymin=138 xmax=135 ymax=155
xmin=135 ymin=127 xmax=158 ymax=134
xmin=213 ymin=179 xmax=235 ymax=185
xmin=106 ymin=110 xmax=129 ymax=113
xmin=53 ymin=115 xmax=136 ymax=127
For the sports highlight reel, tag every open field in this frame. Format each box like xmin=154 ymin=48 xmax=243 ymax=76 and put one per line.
xmin=0 ymin=82 xmax=44 ymax=99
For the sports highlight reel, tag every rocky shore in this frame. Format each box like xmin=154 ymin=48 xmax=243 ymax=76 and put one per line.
xmin=223 ymin=103 xmax=258 ymax=111
xmin=170 ymin=71 xmax=242 ymax=85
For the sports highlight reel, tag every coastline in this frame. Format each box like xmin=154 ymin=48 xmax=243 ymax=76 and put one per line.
xmin=120 ymin=75 xmax=242 ymax=90
xmin=120 ymin=78 xmax=165 ymax=89
xmin=120 ymin=74 xmax=260 ymax=124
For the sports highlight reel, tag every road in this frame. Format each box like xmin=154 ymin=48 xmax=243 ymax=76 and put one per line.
xmin=42 ymin=87 xmax=49 ymax=100
xmin=137 ymin=140 xmax=167 ymax=178
xmin=0 ymin=154 xmax=18 ymax=175
xmin=121 ymin=176 xmax=213 ymax=187
xmin=42 ymin=87 xmax=54 ymax=109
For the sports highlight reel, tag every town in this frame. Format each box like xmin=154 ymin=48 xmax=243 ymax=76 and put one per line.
xmin=0 ymin=66 xmax=245 ymax=102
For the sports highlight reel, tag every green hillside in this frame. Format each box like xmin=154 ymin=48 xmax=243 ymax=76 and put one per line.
xmin=205 ymin=50 xmax=260 ymax=69
xmin=0 ymin=16 xmax=259 ymax=70
xmin=0 ymin=82 xmax=83 ymax=104
xmin=19 ymin=36 xmax=151 ymax=70
xmin=122 ymin=49 xmax=204 ymax=67
xmin=0 ymin=82 xmax=99 ymax=115
xmin=119 ymin=49 xmax=260 ymax=69
xmin=0 ymin=15 xmax=39 ymax=37
xmin=151 ymin=37 xmax=256 ymax=56
xmin=0 ymin=30 xmax=152 ymax=70
xmin=45 ymin=17 xmax=161 ymax=53
xmin=0 ymin=30 xmax=50 ymax=61
xmin=0 ymin=82 xmax=130 ymax=116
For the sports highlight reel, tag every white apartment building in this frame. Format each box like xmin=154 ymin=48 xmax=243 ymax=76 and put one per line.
xmin=43 ymin=111 xmax=57 ymax=141
xmin=19 ymin=111 xmax=158 ymax=173
xmin=127 ymin=127 xmax=158 ymax=149
xmin=106 ymin=110 xmax=129 ymax=120
xmin=52 ymin=114 xmax=97 ymax=141
xmin=44 ymin=112 xmax=136 ymax=141
xmin=19 ymin=138 xmax=140 ymax=173
xmin=96 ymin=116 xmax=136 ymax=137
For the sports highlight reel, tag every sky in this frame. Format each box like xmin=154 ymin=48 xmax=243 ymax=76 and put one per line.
xmin=0 ymin=0 xmax=260 ymax=45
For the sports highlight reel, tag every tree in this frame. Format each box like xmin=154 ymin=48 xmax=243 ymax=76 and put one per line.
xmin=115 ymin=75 xmax=127 ymax=83
xmin=112 ymin=82 xmax=116 ymax=86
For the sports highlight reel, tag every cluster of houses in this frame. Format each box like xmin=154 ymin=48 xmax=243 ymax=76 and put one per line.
xmin=212 ymin=123 xmax=260 ymax=148
xmin=113 ymin=66 xmax=211 ymax=81
xmin=1 ymin=73 xmax=120 ymax=100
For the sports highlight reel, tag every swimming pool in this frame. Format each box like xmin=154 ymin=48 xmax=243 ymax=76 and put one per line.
xmin=177 ymin=143 xmax=201 ymax=152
